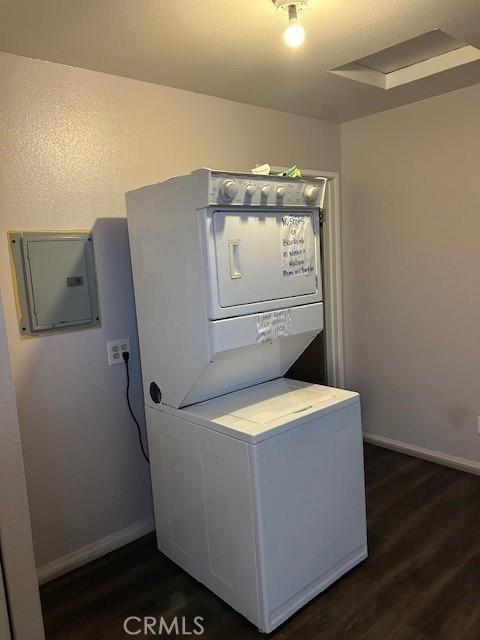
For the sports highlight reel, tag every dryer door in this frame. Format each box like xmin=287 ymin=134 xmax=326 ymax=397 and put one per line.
xmin=204 ymin=208 xmax=322 ymax=318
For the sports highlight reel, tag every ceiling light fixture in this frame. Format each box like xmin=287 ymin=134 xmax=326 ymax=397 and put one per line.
xmin=274 ymin=1 xmax=308 ymax=48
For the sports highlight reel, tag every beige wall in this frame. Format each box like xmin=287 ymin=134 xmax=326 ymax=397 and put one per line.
xmin=0 ymin=51 xmax=339 ymax=571
xmin=341 ymin=83 xmax=480 ymax=465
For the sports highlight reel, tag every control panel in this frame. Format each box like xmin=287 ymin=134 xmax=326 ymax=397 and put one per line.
xmin=207 ymin=172 xmax=325 ymax=208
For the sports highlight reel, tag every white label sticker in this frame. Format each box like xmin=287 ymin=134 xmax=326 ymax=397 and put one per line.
xmin=281 ymin=214 xmax=315 ymax=278
xmin=256 ymin=309 xmax=292 ymax=344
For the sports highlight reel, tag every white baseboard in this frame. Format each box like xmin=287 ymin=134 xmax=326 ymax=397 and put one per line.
xmin=363 ymin=432 xmax=480 ymax=476
xmin=37 ymin=516 xmax=155 ymax=585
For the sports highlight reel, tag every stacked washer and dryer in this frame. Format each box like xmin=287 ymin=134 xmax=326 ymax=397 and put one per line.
xmin=126 ymin=169 xmax=367 ymax=633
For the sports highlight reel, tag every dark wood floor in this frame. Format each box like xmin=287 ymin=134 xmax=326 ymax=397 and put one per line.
xmin=40 ymin=444 xmax=480 ymax=639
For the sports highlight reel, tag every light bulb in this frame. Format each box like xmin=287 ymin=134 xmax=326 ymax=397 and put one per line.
xmin=283 ymin=4 xmax=305 ymax=48
xmin=284 ymin=21 xmax=305 ymax=47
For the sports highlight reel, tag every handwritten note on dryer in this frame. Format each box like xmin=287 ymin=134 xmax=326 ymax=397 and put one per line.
xmin=281 ymin=215 xmax=315 ymax=278
xmin=256 ymin=309 xmax=292 ymax=344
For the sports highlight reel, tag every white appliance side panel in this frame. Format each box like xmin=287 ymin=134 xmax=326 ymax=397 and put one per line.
xmin=145 ymin=407 xmax=262 ymax=626
xmin=126 ymin=176 xmax=211 ymax=409
xmin=252 ymin=402 xmax=367 ymax=630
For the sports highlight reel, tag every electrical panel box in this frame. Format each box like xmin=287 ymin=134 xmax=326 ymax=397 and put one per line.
xmin=9 ymin=231 xmax=101 ymax=336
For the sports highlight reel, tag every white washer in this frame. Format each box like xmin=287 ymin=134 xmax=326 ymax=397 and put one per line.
xmin=146 ymin=378 xmax=367 ymax=633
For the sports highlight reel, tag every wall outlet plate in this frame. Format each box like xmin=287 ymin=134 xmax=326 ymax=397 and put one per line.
xmin=107 ymin=338 xmax=131 ymax=366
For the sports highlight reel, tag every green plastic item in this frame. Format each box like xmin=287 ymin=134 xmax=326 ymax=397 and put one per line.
xmin=276 ymin=165 xmax=302 ymax=178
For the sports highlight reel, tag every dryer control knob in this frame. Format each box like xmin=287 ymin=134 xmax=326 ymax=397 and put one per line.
xmin=261 ymin=185 xmax=271 ymax=198
xmin=276 ymin=186 xmax=286 ymax=199
xmin=245 ymin=184 xmax=257 ymax=198
xmin=304 ymin=184 xmax=320 ymax=204
xmin=221 ymin=179 xmax=239 ymax=200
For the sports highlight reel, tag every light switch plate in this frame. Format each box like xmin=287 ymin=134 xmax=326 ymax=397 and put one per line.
xmin=107 ymin=338 xmax=131 ymax=366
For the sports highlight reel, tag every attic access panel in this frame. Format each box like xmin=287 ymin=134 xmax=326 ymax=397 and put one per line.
xmin=355 ymin=30 xmax=465 ymax=74
xmin=9 ymin=231 xmax=100 ymax=336
xmin=330 ymin=29 xmax=480 ymax=90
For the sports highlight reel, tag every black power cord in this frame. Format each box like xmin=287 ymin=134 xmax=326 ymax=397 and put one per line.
xmin=122 ymin=351 xmax=150 ymax=464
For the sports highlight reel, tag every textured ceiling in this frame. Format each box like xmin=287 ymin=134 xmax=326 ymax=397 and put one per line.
xmin=0 ymin=0 xmax=480 ymax=122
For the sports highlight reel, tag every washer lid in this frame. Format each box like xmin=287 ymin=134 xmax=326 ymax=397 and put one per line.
xmin=226 ymin=384 xmax=334 ymax=424
xmin=175 ymin=378 xmax=359 ymax=443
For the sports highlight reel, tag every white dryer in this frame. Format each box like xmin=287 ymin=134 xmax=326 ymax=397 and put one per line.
xmin=125 ymin=169 xmax=367 ymax=632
